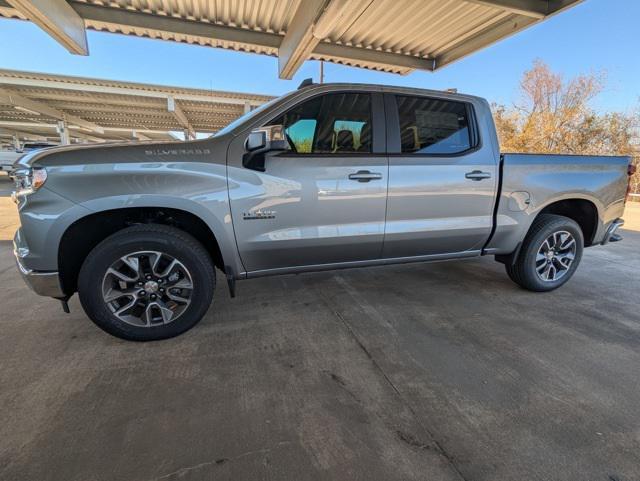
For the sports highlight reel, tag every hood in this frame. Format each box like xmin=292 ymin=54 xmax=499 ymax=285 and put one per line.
xmin=16 ymin=137 xmax=226 ymax=168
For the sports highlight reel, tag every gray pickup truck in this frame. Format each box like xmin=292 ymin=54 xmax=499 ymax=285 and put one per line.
xmin=12 ymin=82 xmax=632 ymax=341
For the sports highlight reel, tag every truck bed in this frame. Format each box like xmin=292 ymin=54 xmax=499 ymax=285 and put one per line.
xmin=485 ymin=153 xmax=630 ymax=255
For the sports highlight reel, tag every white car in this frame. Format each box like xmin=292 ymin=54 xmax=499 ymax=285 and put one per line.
xmin=1 ymin=143 xmax=57 ymax=176
xmin=0 ymin=151 xmax=21 ymax=175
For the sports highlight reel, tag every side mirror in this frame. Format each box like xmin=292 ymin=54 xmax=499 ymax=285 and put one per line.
xmin=243 ymin=125 xmax=289 ymax=172
xmin=245 ymin=130 xmax=266 ymax=152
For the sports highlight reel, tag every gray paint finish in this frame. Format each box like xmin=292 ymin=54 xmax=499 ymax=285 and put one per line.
xmin=228 ymin=152 xmax=389 ymax=271
xmin=11 ymin=82 xmax=631 ymax=295
xmin=487 ymin=153 xmax=629 ymax=253
xmin=15 ymin=136 xmax=245 ymax=275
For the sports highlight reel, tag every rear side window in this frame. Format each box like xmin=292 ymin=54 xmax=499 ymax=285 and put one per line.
xmin=269 ymin=93 xmax=372 ymax=154
xmin=396 ymin=95 xmax=473 ymax=155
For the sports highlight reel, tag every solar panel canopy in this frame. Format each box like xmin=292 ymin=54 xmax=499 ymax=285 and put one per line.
xmin=0 ymin=68 xmax=273 ymax=146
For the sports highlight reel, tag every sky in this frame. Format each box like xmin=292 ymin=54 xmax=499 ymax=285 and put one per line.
xmin=0 ymin=0 xmax=638 ymax=114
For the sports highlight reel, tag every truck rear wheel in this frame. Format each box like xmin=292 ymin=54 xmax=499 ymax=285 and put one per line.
xmin=505 ymin=214 xmax=583 ymax=292
xmin=78 ymin=224 xmax=215 ymax=341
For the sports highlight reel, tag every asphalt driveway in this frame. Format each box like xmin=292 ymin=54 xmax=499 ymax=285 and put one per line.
xmin=1 ymin=172 xmax=639 ymax=481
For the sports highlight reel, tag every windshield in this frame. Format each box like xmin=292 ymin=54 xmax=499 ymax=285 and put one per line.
xmin=214 ymin=96 xmax=283 ymax=137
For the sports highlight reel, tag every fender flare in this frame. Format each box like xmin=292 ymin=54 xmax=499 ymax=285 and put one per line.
xmin=51 ymin=194 xmax=245 ymax=278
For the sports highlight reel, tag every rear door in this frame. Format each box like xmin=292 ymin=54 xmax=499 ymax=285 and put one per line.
xmin=227 ymin=91 xmax=388 ymax=273
xmin=381 ymin=93 xmax=498 ymax=258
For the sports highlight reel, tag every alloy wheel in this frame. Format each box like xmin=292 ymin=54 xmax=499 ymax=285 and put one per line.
xmin=101 ymin=251 xmax=193 ymax=327
xmin=535 ymin=230 xmax=577 ymax=282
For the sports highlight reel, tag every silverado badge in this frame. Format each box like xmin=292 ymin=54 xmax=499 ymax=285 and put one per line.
xmin=243 ymin=210 xmax=276 ymax=220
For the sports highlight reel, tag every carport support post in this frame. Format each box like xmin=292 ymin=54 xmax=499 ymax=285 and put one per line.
xmin=12 ymin=134 xmax=21 ymax=151
xmin=56 ymin=120 xmax=70 ymax=145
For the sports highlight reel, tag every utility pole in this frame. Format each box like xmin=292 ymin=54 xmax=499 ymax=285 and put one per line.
xmin=319 ymin=60 xmax=324 ymax=84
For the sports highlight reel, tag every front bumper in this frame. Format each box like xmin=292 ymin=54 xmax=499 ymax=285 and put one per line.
xmin=14 ymin=233 xmax=65 ymax=298
xmin=15 ymin=256 xmax=65 ymax=298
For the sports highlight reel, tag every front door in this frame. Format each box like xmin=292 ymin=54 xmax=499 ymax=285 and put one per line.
xmin=228 ymin=91 xmax=388 ymax=274
xmin=381 ymin=93 xmax=498 ymax=258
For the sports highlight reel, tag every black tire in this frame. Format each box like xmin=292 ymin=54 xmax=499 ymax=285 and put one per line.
xmin=78 ymin=224 xmax=215 ymax=341
xmin=505 ymin=214 xmax=584 ymax=292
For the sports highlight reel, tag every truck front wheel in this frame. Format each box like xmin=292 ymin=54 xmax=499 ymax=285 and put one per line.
xmin=78 ymin=224 xmax=215 ymax=341
xmin=505 ymin=214 xmax=584 ymax=292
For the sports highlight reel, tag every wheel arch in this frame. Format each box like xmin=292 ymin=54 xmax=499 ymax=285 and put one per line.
xmin=494 ymin=195 xmax=601 ymax=264
xmin=536 ymin=197 xmax=600 ymax=246
xmin=57 ymin=201 xmax=240 ymax=295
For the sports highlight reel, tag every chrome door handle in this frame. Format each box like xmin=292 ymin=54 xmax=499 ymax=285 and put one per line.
xmin=348 ymin=170 xmax=383 ymax=182
xmin=465 ymin=170 xmax=492 ymax=181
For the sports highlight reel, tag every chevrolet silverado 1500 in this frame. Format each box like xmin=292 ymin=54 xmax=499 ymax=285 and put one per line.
xmin=12 ymin=82 xmax=632 ymax=340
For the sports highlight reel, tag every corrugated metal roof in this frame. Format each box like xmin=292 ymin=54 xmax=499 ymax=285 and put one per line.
xmin=0 ymin=68 xmax=274 ymax=145
xmin=0 ymin=0 xmax=583 ymax=76
xmin=0 ymin=68 xmax=273 ymax=103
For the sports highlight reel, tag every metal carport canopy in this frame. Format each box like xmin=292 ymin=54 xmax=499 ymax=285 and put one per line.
xmin=0 ymin=68 xmax=274 ymax=146
xmin=0 ymin=0 xmax=582 ymax=79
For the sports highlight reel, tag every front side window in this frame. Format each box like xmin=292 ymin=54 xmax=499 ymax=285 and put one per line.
xmin=396 ymin=95 xmax=473 ymax=155
xmin=270 ymin=93 xmax=372 ymax=154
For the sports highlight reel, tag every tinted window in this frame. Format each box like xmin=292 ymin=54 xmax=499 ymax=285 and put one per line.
xmin=396 ymin=96 xmax=472 ymax=154
xmin=270 ymin=93 xmax=372 ymax=154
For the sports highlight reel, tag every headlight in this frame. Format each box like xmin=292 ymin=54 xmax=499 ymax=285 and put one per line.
xmin=12 ymin=167 xmax=47 ymax=202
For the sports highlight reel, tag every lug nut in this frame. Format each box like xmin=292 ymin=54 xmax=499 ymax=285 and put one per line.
xmin=139 ymin=290 xmax=146 ymax=296
xmin=151 ymin=294 xmax=156 ymax=299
